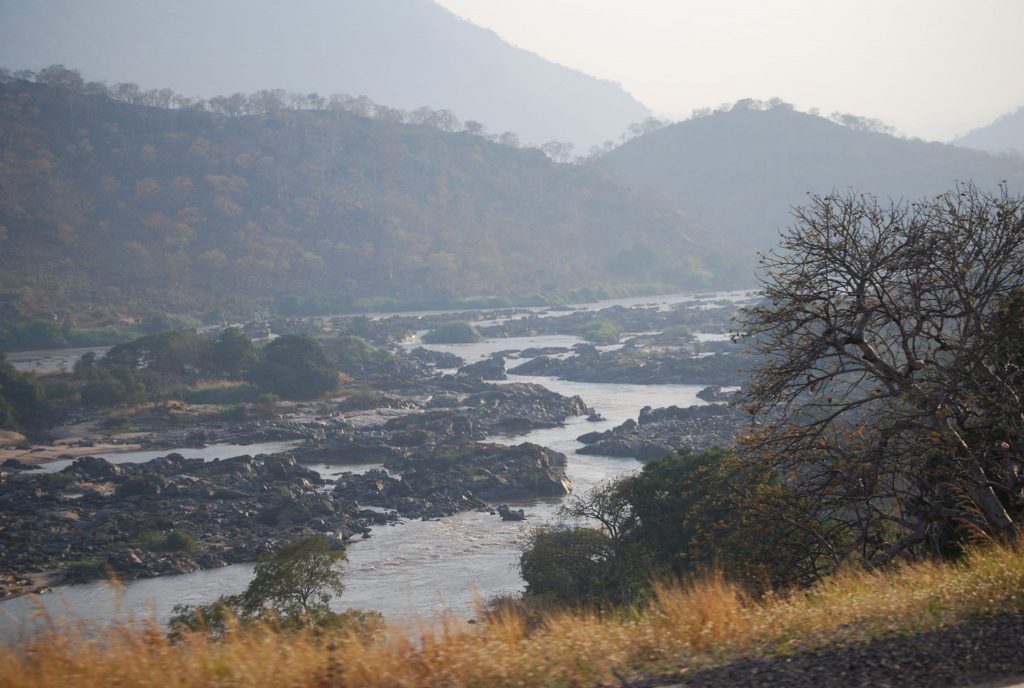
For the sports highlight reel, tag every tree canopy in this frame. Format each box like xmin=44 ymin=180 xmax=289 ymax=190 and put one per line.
xmin=249 ymin=335 xmax=338 ymax=400
xmin=0 ymin=352 xmax=46 ymax=430
xmin=739 ymin=184 xmax=1024 ymax=568
xmin=168 ymin=535 xmax=371 ymax=637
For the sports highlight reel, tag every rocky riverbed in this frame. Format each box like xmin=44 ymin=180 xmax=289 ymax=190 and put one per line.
xmin=0 ymin=435 xmax=576 ymax=596
xmin=1 ymin=292 xmax=757 ymax=610
xmin=576 ymin=403 xmax=746 ymax=461
xmin=0 ymin=374 xmax=590 ymax=596
xmin=509 ymin=348 xmax=755 ymax=386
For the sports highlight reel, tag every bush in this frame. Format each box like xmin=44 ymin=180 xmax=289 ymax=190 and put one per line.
xmin=248 ymin=335 xmax=338 ymax=400
xmin=169 ymin=536 xmax=361 ymax=639
xmin=183 ymin=382 xmax=260 ymax=405
xmin=80 ymin=366 xmax=147 ymax=407
xmin=519 ymin=527 xmax=623 ymax=608
xmin=212 ymin=327 xmax=256 ymax=377
xmin=421 ymin=321 xmax=483 ymax=344
xmin=0 ymin=352 xmax=46 ymax=429
xmin=105 ymin=331 xmax=213 ymax=375
xmin=577 ymin=319 xmax=623 ymax=345
xmin=320 ymin=335 xmax=391 ymax=375
xmin=337 ymin=386 xmax=379 ymax=411
xmin=253 ymin=392 xmax=279 ymax=417
xmin=140 ymin=530 xmax=197 ymax=553
xmin=64 ymin=558 xmax=104 ymax=582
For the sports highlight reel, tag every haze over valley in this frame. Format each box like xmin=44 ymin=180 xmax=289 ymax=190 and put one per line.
xmin=2 ymin=3 xmax=1024 ymax=687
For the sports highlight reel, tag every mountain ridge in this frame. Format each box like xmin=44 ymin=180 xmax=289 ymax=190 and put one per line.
xmin=0 ymin=77 xmax=727 ymax=327
xmin=954 ymin=105 xmax=1024 ymax=155
xmin=599 ymin=102 xmax=1024 ymax=253
xmin=0 ymin=0 xmax=650 ymax=152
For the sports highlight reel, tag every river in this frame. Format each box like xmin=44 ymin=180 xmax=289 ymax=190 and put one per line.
xmin=0 ymin=290 xmax=754 ymax=639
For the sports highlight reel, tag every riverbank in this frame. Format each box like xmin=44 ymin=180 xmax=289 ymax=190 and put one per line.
xmin=2 ymin=539 xmax=1022 ymax=688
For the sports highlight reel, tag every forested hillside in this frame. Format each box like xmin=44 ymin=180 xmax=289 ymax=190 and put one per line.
xmin=0 ymin=0 xmax=650 ymax=151
xmin=0 ymin=77 xmax=728 ymax=328
xmin=600 ymin=101 xmax=1024 ymax=253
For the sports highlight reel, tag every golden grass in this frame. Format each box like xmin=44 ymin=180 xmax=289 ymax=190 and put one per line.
xmin=3 ymin=542 xmax=1024 ymax=687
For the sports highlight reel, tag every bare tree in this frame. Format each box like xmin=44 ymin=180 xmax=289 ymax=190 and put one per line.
xmin=740 ymin=184 xmax=1024 ymax=567
xmin=540 ymin=141 xmax=575 ymax=163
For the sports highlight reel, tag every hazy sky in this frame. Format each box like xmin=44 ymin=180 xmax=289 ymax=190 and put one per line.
xmin=435 ymin=0 xmax=1024 ymax=141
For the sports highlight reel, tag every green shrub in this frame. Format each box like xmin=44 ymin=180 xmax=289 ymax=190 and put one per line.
xmin=320 ymin=335 xmax=391 ymax=375
xmin=48 ymin=471 xmax=77 ymax=488
xmin=140 ymin=529 xmax=197 ymax=553
xmin=253 ymin=393 xmax=280 ymax=416
xmin=248 ymin=335 xmax=338 ymax=400
xmin=338 ymin=386 xmax=379 ymax=411
xmin=64 ymin=558 xmax=104 ymax=581
xmin=184 ymin=382 xmax=260 ymax=405
xmin=577 ymin=319 xmax=623 ymax=345
xmin=214 ymin=404 xmax=249 ymax=421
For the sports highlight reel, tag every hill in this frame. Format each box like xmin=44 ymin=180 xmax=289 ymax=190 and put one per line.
xmin=0 ymin=77 xmax=728 ymax=329
xmin=0 ymin=0 xmax=649 ymax=152
xmin=599 ymin=101 xmax=1024 ymax=257
xmin=954 ymin=105 xmax=1024 ymax=155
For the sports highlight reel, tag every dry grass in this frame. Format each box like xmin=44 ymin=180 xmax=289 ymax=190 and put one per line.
xmin=3 ymin=542 xmax=1024 ymax=687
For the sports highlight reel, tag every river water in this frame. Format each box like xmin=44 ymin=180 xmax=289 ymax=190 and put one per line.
xmin=0 ymin=290 xmax=754 ymax=639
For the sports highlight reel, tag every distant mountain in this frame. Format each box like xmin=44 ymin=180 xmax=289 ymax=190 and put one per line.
xmin=0 ymin=0 xmax=649 ymax=152
xmin=954 ymin=107 xmax=1024 ymax=155
xmin=0 ymin=78 xmax=729 ymax=325
xmin=599 ymin=102 xmax=1024 ymax=256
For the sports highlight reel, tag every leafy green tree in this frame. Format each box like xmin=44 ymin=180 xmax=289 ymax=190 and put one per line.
xmin=519 ymin=527 xmax=620 ymax=608
xmin=241 ymin=536 xmax=345 ymax=620
xmin=168 ymin=536 xmax=377 ymax=638
xmin=576 ymin=318 xmax=623 ymax=345
xmin=105 ymin=331 xmax=213 ymax=375
xmin=320 ymin=334 xmax=390 ymax=376
xmin=249 ymin=335 xmax=337 ymax=399
xmin=79 ymin=365 xmax=147 ymax=407
xmin=212 ymin=327 xmax=256 ymax=377
xmin=624 ymin=447 xmax=822 ymax=589
xmin=0 ymin=352 xmax=47 ymax=429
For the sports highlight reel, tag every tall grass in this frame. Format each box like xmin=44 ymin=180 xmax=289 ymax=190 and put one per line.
xmin=3 ymin=542 xmax=1024 ymax=687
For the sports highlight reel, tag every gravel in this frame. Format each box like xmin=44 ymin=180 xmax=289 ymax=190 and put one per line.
xmin=624 ymin=612 xmax=1024 ymax=688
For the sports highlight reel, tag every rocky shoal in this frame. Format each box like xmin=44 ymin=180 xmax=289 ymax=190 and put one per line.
xmin=576 ymin=403 xmax=746 ymax=461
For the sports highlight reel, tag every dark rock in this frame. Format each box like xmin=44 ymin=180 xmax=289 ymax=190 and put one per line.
xmin=578 ymin=404 xmax=745 ymax=460
xmin=1 ymin=459 xmax=39 ymax=471
xmin=116 ymin=475 xmax=168 ymax=497
xmin=696 ymin=384 xmax=738 ymax=403
xmin=408 ymin=347 xmax=464 ymax=368
xmin=66 ymin=456 xmax=123 ymax=480
xmin=425 ymin=393 xmax=463 ymax=408
xmin=508 ymin=350 xmax=755 ymax=386
xmin=497 ymin=504 xmax=526 ymax=521
xmin=458 ymin=355 xmax=507 ymax=380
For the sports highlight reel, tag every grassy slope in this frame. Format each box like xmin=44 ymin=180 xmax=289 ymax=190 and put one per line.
xmin=3 ymin=542 xmax=1024 ymax=687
